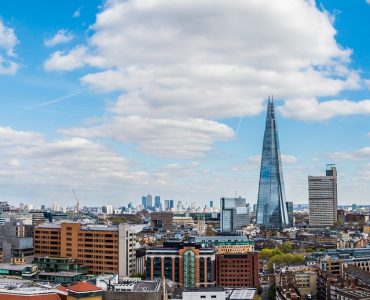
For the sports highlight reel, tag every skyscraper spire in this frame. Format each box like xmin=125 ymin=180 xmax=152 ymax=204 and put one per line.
xmin=256 ymin=96 xmax=289 ymax=229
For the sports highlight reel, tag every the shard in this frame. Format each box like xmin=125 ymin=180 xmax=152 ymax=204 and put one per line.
xmin=256 ymin=96 xmax=289 ymax=229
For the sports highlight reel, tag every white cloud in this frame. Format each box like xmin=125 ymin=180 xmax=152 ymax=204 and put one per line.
xmin=0 ymin=20 xmax=19 ymax=75
xmin=60 ymin=116 xmax=234 ymax=158
xmin=44 ymin=30 xmax=74 ymax=47
xmin=44 ymin=46 xmax=86 ymax=71
xmin=279 ymin=98 xmax=370 ymax=121
xmin=0 ymin=126 xmax=155 ymax=193
xmin=47 ymin=0 xmax=367 ymax=157
xmin=329 ymin=147 xmax=370 ymax=160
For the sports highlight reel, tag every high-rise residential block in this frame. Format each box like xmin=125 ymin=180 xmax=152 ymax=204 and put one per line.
xmin=34 ymin=222 xmax=137 ymax=277
xmin=220 ymin=196 xmax=250 ymax=232
xmin=309 ymin=165 xmax=338 ymax=227
xmin=256 ymin=97 xmax=289 ymax=229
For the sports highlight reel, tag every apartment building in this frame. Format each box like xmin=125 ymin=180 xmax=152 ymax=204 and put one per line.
xmin=34 ymin=222 xmax=137 ymax=277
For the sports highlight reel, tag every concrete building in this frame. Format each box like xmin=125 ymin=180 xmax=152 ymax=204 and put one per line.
xmin=309 ymin=165 xmax=338 ymax=227
xmin=0 ymin=220 xmax=34 ymax=263
xmin=215 ymin=253 xmax=259 ymax=288
xmin=146 ymin=242 xmax=215 ymax=288
xmin=34 ymin=222 xmax=138 ymax=276
xmin=220 ymin=197 xmax=250 ymax=232
xmin=102 ymin=204 xmax=114 ymax=214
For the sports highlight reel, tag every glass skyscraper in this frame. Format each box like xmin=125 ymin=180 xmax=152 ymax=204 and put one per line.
xmin=256 ymin=97 xmax=289 ymax=229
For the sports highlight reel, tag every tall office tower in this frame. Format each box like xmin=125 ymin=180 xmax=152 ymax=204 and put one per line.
xmin=146 ymin=194 xmax=153 ymax=208
xmin=141 ymin=196 xmax=147 ymax=209
xmin=164 ymin=200 xmax=170 ymax=210
xmin=177 ymin=201 xmax=183 ymax=211
xmin=209 ymin=201 xmax=214 ymax=208
xmin=169 ymin=200 xmax=174 ymax=209
xmin=309 ymin=165 xmax=338 ymax=227
xmin=220 ymin=196 xmax=250 ymax=232
xmin=154 ymin=196 xmax=161 ymax=209
xmin=256 ymin=97 xmax=289 ymax=230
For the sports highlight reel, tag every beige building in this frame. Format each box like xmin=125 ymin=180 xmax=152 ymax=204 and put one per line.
xmin=309 ymin=165 xmax=338 ymax=227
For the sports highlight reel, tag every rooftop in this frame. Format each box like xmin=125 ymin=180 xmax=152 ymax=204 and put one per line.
xmin=68 ymin=281 xmax=102 ymax=293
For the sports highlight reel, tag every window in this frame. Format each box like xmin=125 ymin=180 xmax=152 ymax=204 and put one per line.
xmin=200 ymin=296 xmax=206 ymax=299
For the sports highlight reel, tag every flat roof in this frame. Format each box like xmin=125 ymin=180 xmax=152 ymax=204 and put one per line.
xmin=0 ymin=264 xmax=35 ymax=271
xmin=228 ymin=289 xmax=257 ymax=300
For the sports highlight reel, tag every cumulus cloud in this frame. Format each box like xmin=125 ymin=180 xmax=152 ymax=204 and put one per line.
xmin=0 ymin=20 xmax=19 ymax=75
xmin=46 ymin=0 xmax=367 ymax=157
xmin=44 ymin=30 xmax=74 ymax=47
xmin=279 ymin=98 xmax=370 ymax=121
xmin=0 ymin=126 xmax=154 ymax=190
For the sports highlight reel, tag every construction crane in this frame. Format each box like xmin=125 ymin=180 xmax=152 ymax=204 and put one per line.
xmin=72 ymin=189 xmax=81 ymax=213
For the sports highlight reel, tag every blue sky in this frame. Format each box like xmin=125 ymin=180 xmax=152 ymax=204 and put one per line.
xmin=0 ymin=0 xmax=370 ymax=208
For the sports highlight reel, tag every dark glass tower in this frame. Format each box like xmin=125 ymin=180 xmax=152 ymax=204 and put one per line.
xmin=256 ymin=97 xmax=289 ymax=229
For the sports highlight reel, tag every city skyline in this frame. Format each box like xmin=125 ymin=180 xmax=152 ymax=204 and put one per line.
xmin=0 ymin=0 xmax=370 ymax=206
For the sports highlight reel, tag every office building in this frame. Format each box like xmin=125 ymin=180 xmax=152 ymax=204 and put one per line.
xmin=102 ymin=204 xmax=114 ymax=214
xmin=215 ymin=252 xmax=259 ymax=288
xmin=146 ymin=242 xmax=215 ymax=288
xmin=146 ymin=194 xmax=153 ymax=208
xmin=142 ymin=196 xmax=147 ymax=209
xmin=164 ymin=200 xmax=170 ymax=210
xmin=256 ymin=97 xmax=289 ymax=229
xmin=169 ymin=200 xmax=174 ymax=209
xmin=0 ymin=220 xmax=34 ymax=263
xmin=192 ymin=236 xmax=254 ymax=253
xmin=154 ymin=196 xmax=161 ymax=209
xmin=34 ymin=222 xmax=137 ymax=277
xmin=220 ymin=196 xmax=250 ymax=232
xmin=210 ymin=201 xmax=214 ymax=208
xmin=309 ymin=165 xmax=338 ymax=227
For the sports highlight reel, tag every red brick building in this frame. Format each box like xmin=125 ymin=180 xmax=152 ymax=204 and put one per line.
xmin=215 ymin=252 xmax=259 ymax=288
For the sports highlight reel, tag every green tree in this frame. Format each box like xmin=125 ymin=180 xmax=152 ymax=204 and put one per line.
xmin=268 ymin=284 xmax=276 ymax=300
xmin=280 ymin=241 xmax=293 ymax=253
xmin=260 ymin=248 xmax=274 ymax=260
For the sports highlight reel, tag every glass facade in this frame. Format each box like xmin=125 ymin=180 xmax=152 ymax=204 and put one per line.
xmin=183 ymin=250 xmax=196 ymax=287
xmin=256 ymin=98 xmax=289 ymax=229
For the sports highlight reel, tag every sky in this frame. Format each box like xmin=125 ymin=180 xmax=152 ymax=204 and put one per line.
xmin=0 ymin=0 xmax=370 ymax=208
